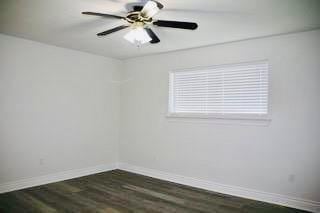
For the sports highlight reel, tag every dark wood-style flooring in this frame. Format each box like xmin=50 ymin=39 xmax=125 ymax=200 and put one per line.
xmin=0 ymin=170 xmax=309 ymax=213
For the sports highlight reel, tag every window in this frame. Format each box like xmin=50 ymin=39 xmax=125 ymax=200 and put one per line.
xmin=168 ymin=61 xmax=269 ymax=120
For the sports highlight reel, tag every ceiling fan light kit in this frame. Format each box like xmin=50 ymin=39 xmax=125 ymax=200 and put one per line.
xmin=124 ymin=26 xmax=152 ymax=45
xmin=82 ymin=0 xmax=198 ymax=46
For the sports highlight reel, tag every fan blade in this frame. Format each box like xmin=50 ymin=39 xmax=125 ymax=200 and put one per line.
xmin=153 ymin=20 xmax=198 ymax=30
xmin=97 ymin=25 xmax=128 ymax=36
xmin=141 ymin=1 xmax=163 ymax=18
xmin=133 ymin=5 xmax=143 ymax=11
xmin=145 ymin=28 xmax=160 ymax=43
xmin=82 ymin=12 xmax=124 ymax=19
xmin=154 ymin=1 xmax=164 ymax=9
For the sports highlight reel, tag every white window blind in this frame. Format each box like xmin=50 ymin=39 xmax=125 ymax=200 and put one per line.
xmin=168 ymin=61 xmax=269 ymax=119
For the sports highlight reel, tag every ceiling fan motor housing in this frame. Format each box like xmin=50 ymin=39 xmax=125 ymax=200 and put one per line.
xmin=126 ymin=10 xmax=153 ymax=25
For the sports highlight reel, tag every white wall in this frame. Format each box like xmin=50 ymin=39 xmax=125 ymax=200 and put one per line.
xmin=120 ymin=30 xmax=320 ymax=203
xmin=0 ymin=34 xmax=121 ymax=184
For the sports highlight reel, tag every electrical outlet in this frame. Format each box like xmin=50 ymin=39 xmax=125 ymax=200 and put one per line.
xmin=39 ymin=158 xmax=44 ymax=166
xmin=288 ymin=174 xmax=295 ymax=183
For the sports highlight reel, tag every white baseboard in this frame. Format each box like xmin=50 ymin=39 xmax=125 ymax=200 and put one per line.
xmin=118 ymin=163 xmax=320 ymax=213
xmin=0 ymin=163 xmax=117 ymax=194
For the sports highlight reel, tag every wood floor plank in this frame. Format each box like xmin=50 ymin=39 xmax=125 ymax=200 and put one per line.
xmin=12 ymin=191 xmax=57 ymax=213
xmin=0 ymin=170 xmax=311 ymax=213
xmin=123 ymin=184 xmax=186 ymax=205
xmin=0 ymin=193 xmax=30 ymax=212
xmin=48 ymin=182 xmax=82 ymax=193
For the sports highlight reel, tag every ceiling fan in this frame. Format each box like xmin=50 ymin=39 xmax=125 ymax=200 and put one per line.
xmin=82 ymin=0 xmax=198 ymax=45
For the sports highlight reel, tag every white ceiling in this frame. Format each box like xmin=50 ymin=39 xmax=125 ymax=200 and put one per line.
xmin=1 ymin=0 xmax=320 ymax=59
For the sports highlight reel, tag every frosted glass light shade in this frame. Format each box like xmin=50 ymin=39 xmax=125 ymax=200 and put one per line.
xmin=124 ymin=27 xmax=152 ymax=45
xmin=141 ymin=1 xmax=159 ymax=18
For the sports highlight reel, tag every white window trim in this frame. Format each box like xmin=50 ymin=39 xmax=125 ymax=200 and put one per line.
xmin=166 ymin=60 xmax=272 ymax=121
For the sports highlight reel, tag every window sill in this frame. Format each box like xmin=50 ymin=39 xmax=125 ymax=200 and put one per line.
xmin=166 ymin=113 xmax=271 ymax=126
